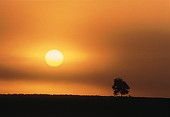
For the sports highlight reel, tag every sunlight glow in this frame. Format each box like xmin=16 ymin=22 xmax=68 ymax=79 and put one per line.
xmin=45 ymin=50 xmax=64 ymax=67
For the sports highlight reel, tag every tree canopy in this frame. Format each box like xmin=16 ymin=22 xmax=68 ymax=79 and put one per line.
xmin=112 ymin=78 xmax=130 ymax=96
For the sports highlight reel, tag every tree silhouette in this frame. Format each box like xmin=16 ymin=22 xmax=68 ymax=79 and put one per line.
xmin=112 ymin=78 xmax=130 ymax=96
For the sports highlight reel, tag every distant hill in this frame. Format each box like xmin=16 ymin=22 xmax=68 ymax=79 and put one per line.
xmin=0 ymin=94 xmax=169 ymax=117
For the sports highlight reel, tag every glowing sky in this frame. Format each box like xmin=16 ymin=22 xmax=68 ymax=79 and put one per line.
xmin=0 ymin=0 xmax=169 ymax=97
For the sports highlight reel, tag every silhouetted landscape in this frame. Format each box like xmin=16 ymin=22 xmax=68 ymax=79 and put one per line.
xmin=0 ymin=94 xmax=169 ymax=117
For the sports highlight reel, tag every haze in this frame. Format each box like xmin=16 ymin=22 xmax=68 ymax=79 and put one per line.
xmin=0 ymin=0 xmax=169 ymax=97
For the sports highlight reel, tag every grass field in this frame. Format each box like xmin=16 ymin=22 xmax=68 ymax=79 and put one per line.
xmin=0 ymin=94 xmax=169 ymax=117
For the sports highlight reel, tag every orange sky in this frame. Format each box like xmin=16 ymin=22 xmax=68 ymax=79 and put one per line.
xmin=0 ymin=0 xmax=169 ymax=97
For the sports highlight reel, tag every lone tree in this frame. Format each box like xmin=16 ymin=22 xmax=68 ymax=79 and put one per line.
xmin=112 ymin=78 xmax=130 ymax=96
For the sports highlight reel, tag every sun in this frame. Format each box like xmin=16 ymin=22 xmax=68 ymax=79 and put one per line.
xmin=45 ymin=50 xmax=64 ymax=67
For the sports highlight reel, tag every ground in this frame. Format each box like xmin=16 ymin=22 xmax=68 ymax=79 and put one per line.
xmin=0 ymin=94 xmax=169 ymax=117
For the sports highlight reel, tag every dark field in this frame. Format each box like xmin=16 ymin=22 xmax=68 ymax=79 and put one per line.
xmin=0 ymin=94 xmax=169 ymax=117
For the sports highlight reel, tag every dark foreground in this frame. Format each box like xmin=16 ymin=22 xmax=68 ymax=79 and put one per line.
xmin=0 ymin=94 xmax=169 ymax=117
